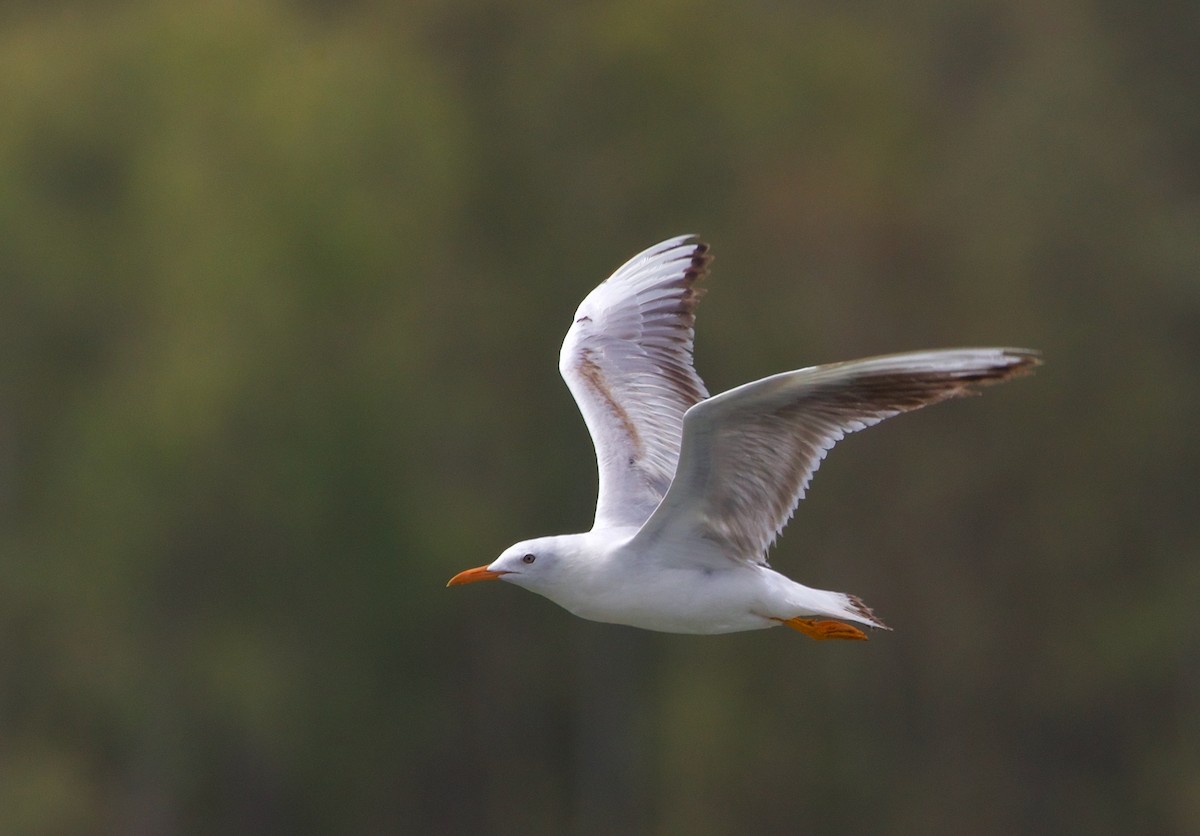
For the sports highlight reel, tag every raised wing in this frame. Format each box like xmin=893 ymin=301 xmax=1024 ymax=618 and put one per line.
xmin=560 ymin=235 xmax=711 ymax=531
xmin=630 ymin=348 xmax=1041 ymax=563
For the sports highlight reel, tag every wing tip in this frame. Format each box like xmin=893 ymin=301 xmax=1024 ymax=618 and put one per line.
xmin=1001 ymin=347 xmax=1043 ymax=371
xmin=644 ymin=235 xmax=713 ymax=303
xmin=965 ymin=347 xmax=1043 ymax=385
xmin=685 ymin=241 xmax=713 ymax=275
xmin=659 ymin=234 xmax=710 ymax=258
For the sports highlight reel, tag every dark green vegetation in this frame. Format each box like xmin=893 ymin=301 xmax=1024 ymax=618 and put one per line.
xmin=1 ymin=1 xmax=1197 ymax=834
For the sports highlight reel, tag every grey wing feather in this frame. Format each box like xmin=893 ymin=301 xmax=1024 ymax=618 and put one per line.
xmin=631 ymin=348 xmax=1041 ymax=563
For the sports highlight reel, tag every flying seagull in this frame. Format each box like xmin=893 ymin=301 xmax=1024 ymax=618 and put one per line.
xmin=448 ymin=236 xmax=1039 ymax=640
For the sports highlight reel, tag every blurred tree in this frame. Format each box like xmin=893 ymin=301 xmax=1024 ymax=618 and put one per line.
xmin=0 ymin=0 xmax=1196 ymax=834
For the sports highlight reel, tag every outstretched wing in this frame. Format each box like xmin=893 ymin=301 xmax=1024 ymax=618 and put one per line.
xmin=560 ymin=236 xmax=711 ymax=531
xmin=630 ymin=348 xmax=1041 ymax=563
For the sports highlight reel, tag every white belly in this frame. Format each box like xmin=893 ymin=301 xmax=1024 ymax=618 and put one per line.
xmin=557 ymin=561 xmax=786 ymax=634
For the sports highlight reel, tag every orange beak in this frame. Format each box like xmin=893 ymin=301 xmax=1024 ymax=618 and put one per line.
xmin=446 ymin=565 xmax=508 ymax=587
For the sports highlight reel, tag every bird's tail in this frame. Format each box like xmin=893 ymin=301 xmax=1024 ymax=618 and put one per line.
xmin=774 ymin=589 xmax=890 ymax=641
xmin=795 ymin=586 xmax=891 ymax=630
xmin=841 ymin=593 xmax=891 ymax=630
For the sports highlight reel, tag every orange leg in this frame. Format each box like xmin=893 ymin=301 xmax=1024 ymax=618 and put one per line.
xmin=773 ymin=616 xmax=868 ymax=641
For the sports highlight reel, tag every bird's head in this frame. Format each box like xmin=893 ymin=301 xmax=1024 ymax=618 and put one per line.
xmin=446 ymin=536 xmax=571 ymax=595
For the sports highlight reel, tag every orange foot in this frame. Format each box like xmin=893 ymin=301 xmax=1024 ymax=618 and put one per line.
xmin=774 ymin=616 xmax=868 ymax=641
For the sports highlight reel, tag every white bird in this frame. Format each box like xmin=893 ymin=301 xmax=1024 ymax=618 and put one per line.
xmin=448 ymin=236 xmax=1039 ymax=640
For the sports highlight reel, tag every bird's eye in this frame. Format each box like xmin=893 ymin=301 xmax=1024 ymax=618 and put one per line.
xmin=521 ymin=554 xmax=536 ymax=564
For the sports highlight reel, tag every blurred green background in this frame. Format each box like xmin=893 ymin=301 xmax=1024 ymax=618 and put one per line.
xmin=2 ymin=1 xmax=1198 ymax=834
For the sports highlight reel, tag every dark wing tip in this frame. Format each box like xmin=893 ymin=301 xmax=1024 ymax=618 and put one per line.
xmin=683 ymin=242 xmax=713 ymax=276
xmin=1002 ymin=348 xmax=1043 ymax=370
xmin=972 ymin=349 xmax=1043 ymax=385
xmin=673 ymin=240 xmax=713 ymax=311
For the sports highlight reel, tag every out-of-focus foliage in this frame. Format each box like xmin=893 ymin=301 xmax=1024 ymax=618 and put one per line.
xmin=1 ymin=1 xmax=1197 ymax=834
